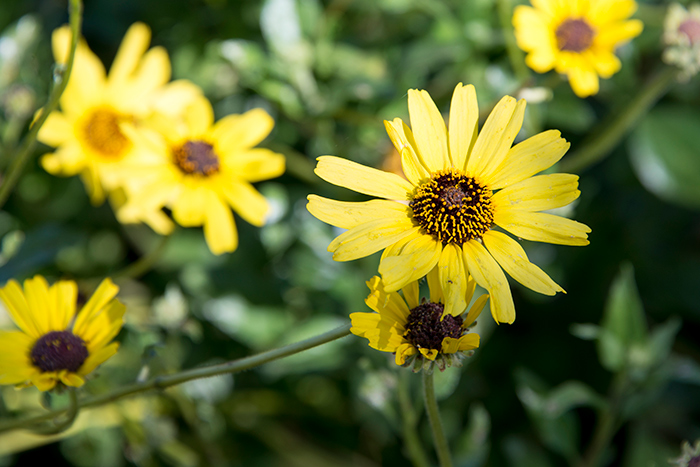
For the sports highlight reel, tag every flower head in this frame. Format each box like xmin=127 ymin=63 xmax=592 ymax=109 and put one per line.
xmin=308 ymin=84 xmax=590 ymax=323
xmin=670 ymin=439 xmax=700 ymax=467
xmin=115 ymin=94 xmax=285 ymax=255
xmin=38 ymin=22 xmax=198 ymax=204
xmin=350 ymin=269 xmax=486 ymax=372
xmin=663 ymin=3 xmax=700 ymax=80
xmin=0 ymin=276 xmax=125 ymax=391
xmin=513 ymin=0 xmax=643 ymax=97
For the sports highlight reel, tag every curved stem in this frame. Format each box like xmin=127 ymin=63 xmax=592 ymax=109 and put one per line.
xmin=560 ymin=66 xmax=678 ymax=174
xmin=0 ymin=0 xmax=83 ymax=209
xmin=423 ymin=371 xmax=453 ymax=467
xmin=32 ymin=387 xmax=80 ymax=435
xmin=0 ymin=322 xmax=352 ymax=434
xmin=398 ymin=370 xmax=430 ymax=467
xmin=113 ymin=234 xmax=170 ymax=279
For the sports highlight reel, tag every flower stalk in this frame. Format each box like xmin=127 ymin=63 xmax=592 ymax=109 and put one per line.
xmin=423 ymin=371 xmax=453 ymax=467
xmin=0 ymin=0 xmax=83 ymax=209
xmin=0 ymin=322 xmax=352 ymax=434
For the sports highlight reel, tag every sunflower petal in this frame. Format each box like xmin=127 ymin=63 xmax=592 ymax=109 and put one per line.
xmin=210 ymin=108 xmax=274 ymax=153
xmin=378 ymin=234 xmax=442 ymax=292
xmin=315 ymin=156 xmax=414 ymax=200
xmin=73 ymin=278 xmax=120 ymax=336
xmin=109 ymin=23 xmax=151 ymax=82
xmin=467 ymin=96 xmax=518 ymax=179
xmin=329 ymin=219 xmax=418 ymax=262
xmin=463 ymin=240 xmax=515 ymax=324
xmin=0 ymin=280 xmax=41 ymax=338
xmin=307 ymin=195 xmax=411 ymax=230
xmin=204 ymin=194 xmax=238 ymax=255
xmin=494 ymin=210 xmax=591 ymax=245
xmin=222 ymin=181 xmax=270 ymax=227
xmin=437 ymin=244 xmax=468 ymax=317
xmin=492 ymin=173 xmax=580 ymax=212
xmin=408 ymin=89 xmax=450 ymax=171
xmin=449 ymin=83 xmax=479 ymax=170
xmin=384 ymin=118 xmax=429 ymax=184
xmin=225 ymin=148 xmax=285 ymax=183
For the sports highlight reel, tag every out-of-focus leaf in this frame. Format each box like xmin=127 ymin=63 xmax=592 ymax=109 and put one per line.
xmin=669 ymin=355 xmax=700 ymax=386
xmin=60 ymin=428 xmax=123 ymax=467
xmin=646 ymin=317 xmax=682 ymax=367
xmin=622 ymin=425 xmax=679 ymax=467
xmin=454 ymin=402 xmax=490 ymax=467
xmin=597 ymin=263 xmax=647 ymax=372
xmin=570 ymin=323 xmax=600 ymax=340
xmin=502 ymin=435 xmax=555 ymax=467
xmin=434 ymin=366 xmax=461 ymax=400
xmin=629 ymin=105 xmax=700 ymax=210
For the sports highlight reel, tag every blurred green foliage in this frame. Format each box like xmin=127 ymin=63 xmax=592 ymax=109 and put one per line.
xmin=0 ymin=0 xmax=699 ymax=466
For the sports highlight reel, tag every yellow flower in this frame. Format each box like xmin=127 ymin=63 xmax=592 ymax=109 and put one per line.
xmin=37 ymin=22 xmax=197 ymax=204
xmin=308 ymin=84 xmax=590 ymax=323
xmin=116 ymin=94 xmax=285 ymax=255
xmin=350 ymin=269 xmax=486 ymax=370
xmin=513 ymin=0 xmax=643 ymax=97
xmin=0 ymin=277 xmax=125 ymax=392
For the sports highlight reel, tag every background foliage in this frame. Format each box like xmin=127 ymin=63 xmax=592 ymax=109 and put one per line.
xmin=0 ymin=0 xmax=699 ymax=465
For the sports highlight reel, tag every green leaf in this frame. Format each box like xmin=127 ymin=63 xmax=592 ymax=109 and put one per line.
xmin=597 ymin=263 xmax=648 ymax=372
xmin=454 ymin=403 xmax=490 ymax=467
xmin=629 ymin=104 xmax=700 ymax=209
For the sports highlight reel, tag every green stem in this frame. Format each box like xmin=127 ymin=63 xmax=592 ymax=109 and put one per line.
xmin=0 ymin=322 xmax=352 ymax=434
xmin=0 ymin=0 xmax=83 ymax=209
xmin=112 ymin=234 xmax=170 ymax=279
xmin=423 ymin=371 xmax=453 ymax=467
xmin=32 ymin=388 xmax=80 ymax=435
xmin=560 ymin=66 xmax=678 ymax=174
xmin=398 ymin=370 xmax=430 ymax=467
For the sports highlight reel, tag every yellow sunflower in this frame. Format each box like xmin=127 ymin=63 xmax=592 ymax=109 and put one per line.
xmin=37 ymin=22 xmax=198 ymax=204
xmin=513 ymin=0 xmax=644 ymax=97
xmin=308 ymin=84 xmax=590 ymax=323
xmin=115 ymin=94 xmax=285 ymax=255
xmin=0 ymin=276 xmax=125 ymax=392
xmin=350 ymin=268 xmax=486 ymax=370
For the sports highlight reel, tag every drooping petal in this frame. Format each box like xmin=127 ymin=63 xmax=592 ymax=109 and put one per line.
xmin=378 ymin=234 xmax=442 ymax=292
xmin=307 ymin=195 xmax=411 ymax=230
xmin=448 ymin=83 xmax=479 ymax=170
xmin=203 ymin=194 xmax=238 ymax=255
xmin=482 ymin=230 xmax=564 ymax=295
xmin=491 ymin=173 xmax=580 ymax=212
xmin=494 ymin=210 xmax=591 ymax=245
xmin=463 ymin=240 xmax=515 ymax=324
xmin=568 ymin=66 xmax=600 ymax=98
xmin=222 ymin=181 xmax=270 ymax=227
xmin=488 ymin=130 xmax=570 ymax=190
xmin=407 ymin=89 xmax=450 ymax=172
xmin=456 ymin=333 xmax=480 ymax=351
xmin=463 ymin=294 xmax=489 ymax=328
xmin=395 ymin=343 xmax=418 ymax=365
xmin=329 ymin=219 xmax=418 ymax=262
xmin=437 ymin=244 xmax=468 ymax=317
xmin=315 ymin=156 xmax=414 ymax=200
xmin=172 ymin=185 xmax=208 ymax=227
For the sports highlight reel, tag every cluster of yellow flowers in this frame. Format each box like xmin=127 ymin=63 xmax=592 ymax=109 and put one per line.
xmin=0 ymin=0 xmax=647 ymax=392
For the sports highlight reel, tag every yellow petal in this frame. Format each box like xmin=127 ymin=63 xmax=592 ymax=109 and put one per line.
xmin=449 ymin=83 xmax=479 ymax=171
xmin=37 ymin=111 xmax=73 ymax=147
xmin=463 ymin=240 xmax=515 ymax=324
xmin=210 ymin=108 xmax=274 ymax=153
xmin=172 ymin=185 xmax=208 ymax=227
xmin=594 ymin=19 xmax=643 ymax=48
xmin=588 ymin=49 xmax=621 ymax=78
xmin=407 ymin=89 xmax=450 ymax=172
xmin=0 ymin=280 xmax=42 ymax=338
xmin=494 ymin=210 xmax=591 ymax=245
xmin=307 ymin=195 xmax=411 ymax=230
xmin=419 ymin=348 xmax=438 ymax=360
xmin=482 ymin=230 xmax=564 ymax=295
xmin=395 ymin=343 xmax=418 ymax=365
xmin=467 ymin=96 xmax=522 ymax=181
xmin=78 ymin=300 xmax=125 ymax=353
xmin=492 ymin=173 xmax=580 ymax=212
xmin=59 ymin=371 xmax=85 ymax=387
xmin=79 ymin=342 xmax=119 ymax=376
xmin=456 ymin=333 xmax=480 ymax=351
xmin=437 ymin=243 xmax=468 ymax=317
xmin=401 ymin=280 xmax=420 ymax=310
xmin=463 ymin=294 xmax=489 ymax=328
xmin=73 ymin=278 xmax=120 ymax=336
xmin=426 ymin=265 xmax=443 ymax=304
xmin=488 ymin=130 xmax=570 ymax=190
xmin=400 ymin=147 xmax=429 ymax=186
xmin=48 ymin=280 xmax=78 ymax=331
xmin=378 ymin=234 xmax=442 ymax=292
xmin=315 ymin=156 xmax=414 ymax=200
xmin=329 ymin=219 xmax=418 ymax=262
xmin=589 ymin=0 xmax=637 ymax=24
xmin=31 ymin=373 xmax=58 ymax=392
xmin=568 ymin=65 xmax=600 ymax=98
xmin=224 ymin=148 xmax=285 ymax=183
xmin=384 ymin=118 xmax=429 ymax=184
xmin=204 ymin=194 xmax=238 ymax=255
xmin=121 ymin=46 xmax=171 ymax=97
xmin=23 ymin=276 xmax=54 ymax=335
xmin=109 ymin=23 xmax=151 ymax=83
xmin=222 ymin=181 xmax=270 ymax=227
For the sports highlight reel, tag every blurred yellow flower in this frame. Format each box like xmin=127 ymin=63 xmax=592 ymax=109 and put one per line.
xmin=37 ymin=22 xmax=198 ymax=204
xmin=0 ymin=277 xmax=125 ymax=392
xmin=308 ymin=84 xmax=590 ymax=323
xmin=116 ymin=94 xmax=285 ymax=255
xmin=513 ymin=0 xmax=643 ymax=97
xmin=350 ymin=270 xmax=485 ymax=369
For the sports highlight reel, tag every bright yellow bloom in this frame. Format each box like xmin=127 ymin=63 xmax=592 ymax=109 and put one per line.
xmin=37 ymin=22 xmax=197 ymax=204
xmin=308 ymin=84 xmax=590 ymax=323
xmin=350 ymin=269 xmax=486 ymax=369
xmin=116 ymin=94 xmax=285 ymax=255
xmin=513 ymin=0 xmax=643 ymax=97
xmin=0 ymin=277 xmax=125 ymax=392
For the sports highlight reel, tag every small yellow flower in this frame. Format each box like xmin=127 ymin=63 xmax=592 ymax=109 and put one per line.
xmin=116 ymin=94 xmax=285 ymax=255
xmin=351 ymin=269 xmax=486 ymax=371
xmin=308 ymin=84 xmax=589 ymax=324
xmin=513 ymin=0 xmax=643 ymax=97
xmin=0 ymin=276 xmax=125 ymax=392
xmin=38 ymin=22 xmax=198 ymax=204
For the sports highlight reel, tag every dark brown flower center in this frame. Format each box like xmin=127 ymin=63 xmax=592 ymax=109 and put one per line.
xmin=556 ymin=18 xmax=595 ymax=52
xmin=82 ymin=107 xmax=131 ymax=158
xmin=173 ymin=140 xmax=220 ymax=176
xmin=404 ymin=302 xmax=463 ymax=351
xmin=410 ymin=169 xmax=494 ymax=245
xmin=31 ymin=331 xmax=88 ymax=373
xmin=690 ymin=455 xmax=700 ymax=467
xmin=679 ymin=19 xmax=700 ymax=45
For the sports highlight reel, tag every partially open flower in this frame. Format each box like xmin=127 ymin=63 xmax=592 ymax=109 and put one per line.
xmin=663 ymin=3 xmax=700 ymax=80
xmin=350 ymin=269 xmax=488 ymax=373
